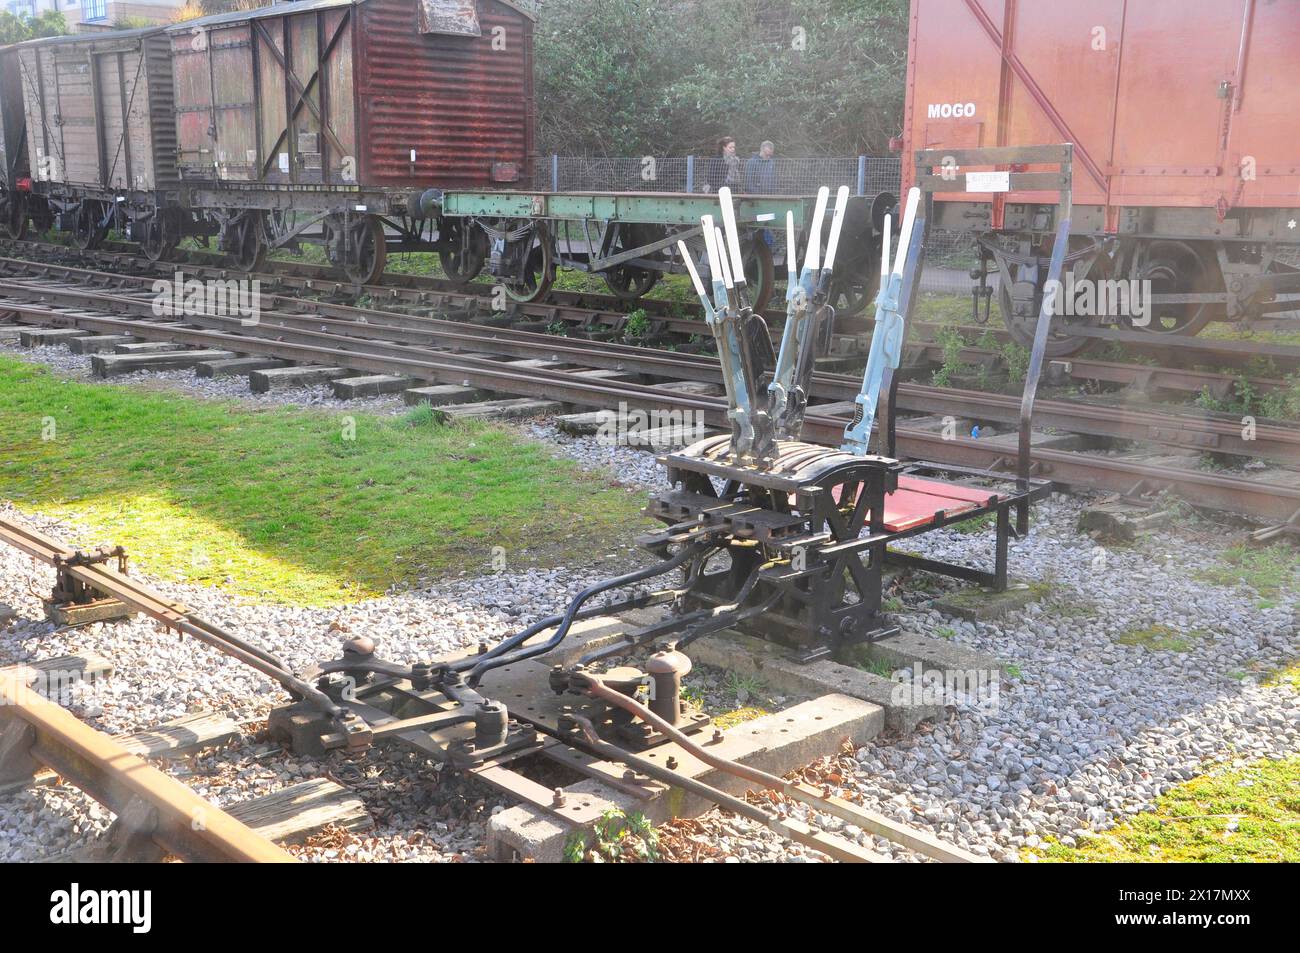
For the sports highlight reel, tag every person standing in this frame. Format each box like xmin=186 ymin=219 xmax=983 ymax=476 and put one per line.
xmin=745 ymin=141 xmax=777 ymax=194
xmin=706 ymin=137 xmax=742 ymax=193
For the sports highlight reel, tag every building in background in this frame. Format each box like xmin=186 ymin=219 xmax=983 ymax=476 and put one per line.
xmin=3 ymin=0 xmax=189 ymax=29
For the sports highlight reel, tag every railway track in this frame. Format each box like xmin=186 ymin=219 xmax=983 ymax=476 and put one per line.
xmin=7 ymin=236 xmax=1300 ymax=384
xmin=0 ymin=666 xmax=294 ymax=862
xmin=2 ymin=254 xmax=1300 ymax=529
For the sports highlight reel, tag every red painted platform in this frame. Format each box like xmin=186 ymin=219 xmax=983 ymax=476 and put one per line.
xmin=879 ymin=476 xmax=1004 ymax=533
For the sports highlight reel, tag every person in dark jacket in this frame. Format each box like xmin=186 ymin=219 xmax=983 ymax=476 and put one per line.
xmin=744 ymin=141 xmax=777 ymax=194
xmin=706 ymin=136 xmax=742 ymax=192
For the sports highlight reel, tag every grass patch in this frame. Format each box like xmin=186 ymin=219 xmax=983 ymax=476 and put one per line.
xmin=1031 ymin=756 xmax=1300 ymax=862
xmin=912 ymin=293 xmax=971 ymax=326
xmin=0 ymin=357 xmax=647 ymax=605
xmin=951 ymin=512 xmax=995 ymax=534
xmin=1195 ymin=543 xmax=1299 ymax=608
xmin=1114 ymin=624 xmax=1206 ymax=653
xmin=1195 ymin=373 xmax=1300 ymax=421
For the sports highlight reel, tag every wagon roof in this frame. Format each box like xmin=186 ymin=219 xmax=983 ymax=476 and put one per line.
xmin=162 ymin=0 xmax=535 ymax=32
xmin=5 ymin=24 xmax=168 ymax=52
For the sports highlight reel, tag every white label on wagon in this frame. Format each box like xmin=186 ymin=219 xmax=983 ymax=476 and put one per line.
xmin=279 ymin=152 xmax=289 ymax=173
xmin=355 ymin=205 xmax=367 ymax=212
xmin=754 ymin=213 xmax=775 ymax=222
xmin=965 ymin=171 xmax=1009 ymax=192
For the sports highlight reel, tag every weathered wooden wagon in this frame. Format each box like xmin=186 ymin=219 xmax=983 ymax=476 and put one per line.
xmin=166 ymin=0 xmax=537 ymax=278
xmin=13 ymin=27 xmax=179 ymax=256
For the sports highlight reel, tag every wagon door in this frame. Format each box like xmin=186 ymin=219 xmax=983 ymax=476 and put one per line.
xmin=1110 ymin=0 xmax=1249 ymax=206
xmin=172 ymin=23 xmax=258 ymax=182
xmin=55 ymin=48 xmax=102 ymax=187
xmin=94 ymin=47 xmax=158 ymax=192
xmin=253 ymin=7 xmax=355 ymax=185
xmin=0 ymin=53 xmax=20 ymax=184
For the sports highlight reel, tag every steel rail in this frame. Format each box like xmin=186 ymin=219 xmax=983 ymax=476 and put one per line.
xmin=5 ymin=287 xmax=1300 ymax=523
xmin=6 ymin=239 xmax=1300 ymax=372
xmin=0 ymin=517 xmax=342 ymax=717
xmin=1 ymin=251 xmax=1293 ymax=406
xmin=564 ymin=716 xmax=887 ymax=863
xmin=5 ymin=260 xmax=1298 ymax=464
xmin=0 ymin=670 xmax=294 ymax=862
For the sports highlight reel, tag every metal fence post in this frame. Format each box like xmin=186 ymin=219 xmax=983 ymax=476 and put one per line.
xmin=856 ymin=155 xmax=867 ymax=195
xmin=551 ymin=154 xmax=560 ymax=192
xmin=686 ymin=155 xmax=695 ymax=194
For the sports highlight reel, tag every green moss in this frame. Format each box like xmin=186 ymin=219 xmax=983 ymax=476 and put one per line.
xmin=1114 ymin=624 xmax=1207 ymax=653
xmin=1262 ymin=659 xmax=1300 ymax=691
xmin=950 ymin=512 xmax=995 ymax=534
xmin=1030 ymin=757 xmax=1300 ymax=862
xmin=712 ymin=705 xmax=772 ymax=730
xmin=1196 ymin=544 xmax=1299 ymax=607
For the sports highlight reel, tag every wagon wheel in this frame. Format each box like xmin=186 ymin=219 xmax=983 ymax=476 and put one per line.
xmin=602 ymin=223 xmax=663 ymax=300
xmin=742 ymin=235 xmax=775 ymax=313
xmin=228 ymin=212 xmax=267 ymax=273
xmin=502 ymin=222 xmax=553 ymax=303
xmin=828 ymin=266 xmax=876 ymax=318
xmin=139 ymin=213 xmax=178 ymax=262
xmin=997 ymin=239 xmax=1105 ymax=358
xmin=73 ymin=201 xmax=109 ymax=251
xmin=338 ymin=215 xmax=387 ymax=285
xmin=603 ymin=264 xmax=659 ymax=299
xmin=0 ymin=190 xmax=27 ymax=240
xmin=439 ymin=220 xmax=488 ymax=283
xmin=1123 ymin=240 xmax=1221 ymax=337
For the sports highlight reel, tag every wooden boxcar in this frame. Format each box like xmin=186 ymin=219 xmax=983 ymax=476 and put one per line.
xmin=12 ymin=27 xmax=178 ymax=253
xmin=903 ymin=0 xmax=1300 ymax=353
xmin=166 ymin=0 xmax=536 ymax=278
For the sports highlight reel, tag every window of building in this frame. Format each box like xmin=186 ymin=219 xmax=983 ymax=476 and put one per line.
xmin=84 ymin=0 xmax=105 ymax=19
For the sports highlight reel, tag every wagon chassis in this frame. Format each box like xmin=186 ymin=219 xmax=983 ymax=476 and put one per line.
xmin=965 ymin=207 xmax=1300 ymax=354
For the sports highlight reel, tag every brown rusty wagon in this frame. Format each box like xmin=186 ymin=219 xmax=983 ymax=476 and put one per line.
xmin=166 ymin=0 xmax=536 ymax=280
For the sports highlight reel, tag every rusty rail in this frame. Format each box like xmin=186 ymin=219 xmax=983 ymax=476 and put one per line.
xmin=0 ymin=517 xmax=341 ymax=717
xmin=0 ymin=670 xmax=293 ymax=862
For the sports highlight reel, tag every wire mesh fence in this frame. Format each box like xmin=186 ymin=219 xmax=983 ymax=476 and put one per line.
xmin=533 ymin=155 xmax=903 ymax=197
xmin=532 ymin=155 xmax=979 ymax=299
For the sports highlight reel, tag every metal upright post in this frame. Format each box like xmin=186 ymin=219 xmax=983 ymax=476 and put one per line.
xmin=1015 ymin=145 xmax=1073 ymax=534
xmin=856 ymin=155 xmax=867 ymax=195
xmin=877 ymin=206 xmax=928 ymax=458
xmin=550 ymin=154 xmax=559 ymax=192
xmin=686 ymin=155 xmax=695 ymax=194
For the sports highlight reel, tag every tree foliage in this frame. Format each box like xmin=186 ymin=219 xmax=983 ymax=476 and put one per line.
xmin=0 ymin=10 xmax=69 ymax=46
xmin=534 ymin=0 xmax=908 ymax=157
